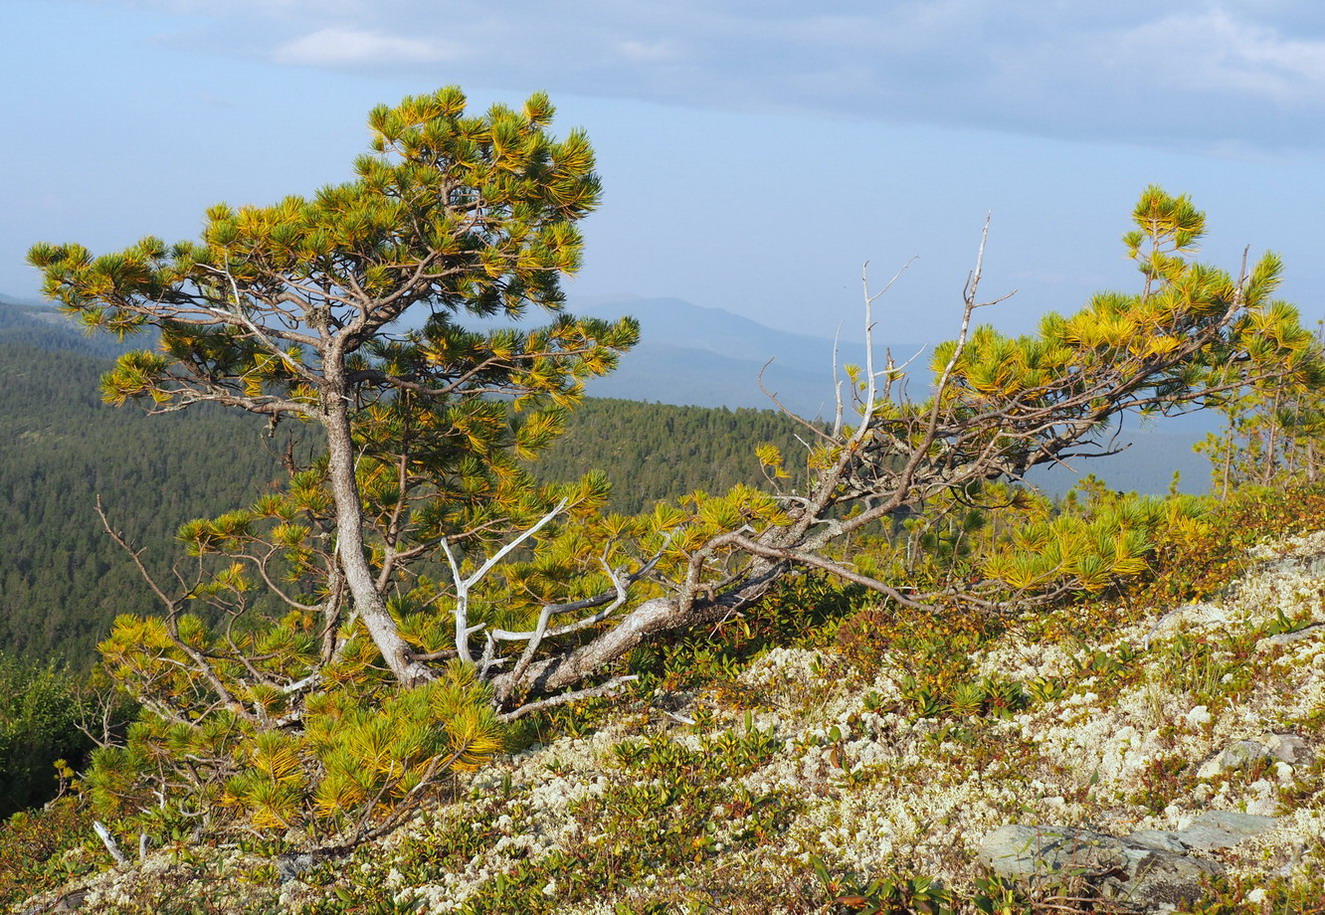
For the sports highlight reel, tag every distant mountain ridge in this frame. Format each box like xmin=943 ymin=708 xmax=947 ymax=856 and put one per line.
xmin=575 ymin=295 xmax=874 ymax=365
xmin=550 ymin=295 xmax=884 ymax=418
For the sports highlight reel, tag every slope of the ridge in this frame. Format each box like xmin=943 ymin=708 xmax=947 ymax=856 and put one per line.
xmin=23 ymin=521 xmax=1325 ymax=913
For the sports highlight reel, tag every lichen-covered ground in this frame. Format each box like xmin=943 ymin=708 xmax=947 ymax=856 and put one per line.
xmin=18 ymin=534 xmax=1325 ymax=914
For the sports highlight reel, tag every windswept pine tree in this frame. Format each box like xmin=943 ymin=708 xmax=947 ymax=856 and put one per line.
xmin=31 ymin=88 xmax=636 ymax=837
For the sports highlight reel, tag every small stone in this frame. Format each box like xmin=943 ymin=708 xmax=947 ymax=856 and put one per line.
xmin=20 ymin=890 xmax=88 ymax=915
xmin=1197 ymin=740 xmax=1274 ymax=778
xmin=276 ymin=852 xmax=318 ymax=883
xmin=1222 ymin=740 xmax=1274 ymax=770
xmin=52 ymin=893 xmax=88 ymax=914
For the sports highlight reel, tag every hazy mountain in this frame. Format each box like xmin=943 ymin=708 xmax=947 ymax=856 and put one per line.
xmin=568 ymin=296 xmax=1215 ymax=494
xmin=575 ymin=295 xmax=873 ymax=367
xmin=566 ymin=295 xmax=884 ymax=419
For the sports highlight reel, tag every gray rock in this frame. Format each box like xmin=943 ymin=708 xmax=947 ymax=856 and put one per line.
xmin=1266 ymin=733 xmax=1313 ymax=766
xmin=1224 ymin=741 xmax=1275 ymax=770
xmin=51 ymin=892 xmax=87 ymax=913
xmin=979 ymin=824 xmax=1124 ymax=879
xmin=978 ymin=824 xmax=1222 ymax=912
xmin=17 ymin=889 xmax=86 ymax=915
xmin=276 ymin=852 xmax=318 ymax=883
xmin=1175 ymin=810 xmax=1278 ymax=852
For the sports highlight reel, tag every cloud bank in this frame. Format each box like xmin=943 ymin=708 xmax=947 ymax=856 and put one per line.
xmin=74 ymin=1 xmax=1325 ymax=151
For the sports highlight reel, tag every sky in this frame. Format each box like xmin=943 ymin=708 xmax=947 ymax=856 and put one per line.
xmin=3 ymin=0 xmax=1325 ymax=344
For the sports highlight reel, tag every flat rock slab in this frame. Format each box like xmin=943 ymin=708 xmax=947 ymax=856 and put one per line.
xmin=978 ymin=824 xmax=1222 ymax=912
xmin=1175 ymin=810 xmax=1278 ymax=851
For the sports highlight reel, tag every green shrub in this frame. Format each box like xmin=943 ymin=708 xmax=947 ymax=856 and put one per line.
xmin=0 ymin=795 xmax=98 ymax=909
xmin=0 ymin=654 xmax=96 ymax=818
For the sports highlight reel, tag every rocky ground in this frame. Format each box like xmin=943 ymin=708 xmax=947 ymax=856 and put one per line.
xmin=17 ymin=533 xmax=1325 ymax=914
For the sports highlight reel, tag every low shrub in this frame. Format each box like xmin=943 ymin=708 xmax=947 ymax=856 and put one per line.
xmin=0 ymin=654 xmax=98 ymax=819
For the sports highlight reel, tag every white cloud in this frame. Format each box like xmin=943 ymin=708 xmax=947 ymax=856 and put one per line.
xmin=1117 ymin=9 xmax=1325 ymax=107
xmin=271 ymin=26 xmax=461 ymax=66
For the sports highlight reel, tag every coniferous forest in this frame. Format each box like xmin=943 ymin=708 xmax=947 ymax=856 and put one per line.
xmin=0 ymin=319 xmax=290 ymax=663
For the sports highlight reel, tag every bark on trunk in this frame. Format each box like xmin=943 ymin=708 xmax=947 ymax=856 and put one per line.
xmin=322 ymin=379 xmax=427 ymax=686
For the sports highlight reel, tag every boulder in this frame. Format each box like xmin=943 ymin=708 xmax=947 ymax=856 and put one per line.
xmin=978 ymin=825 xmax=1221 ymax=912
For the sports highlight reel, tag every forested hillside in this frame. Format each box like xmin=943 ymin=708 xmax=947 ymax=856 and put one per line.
xmin=534 ymin=398 xmax=813 ymax=515
xmin=0 ymin=304 xmax=812 ymax=664
xmin=0 ymin=342 xmax=290 ymax=661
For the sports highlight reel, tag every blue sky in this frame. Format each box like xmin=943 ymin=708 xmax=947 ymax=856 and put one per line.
xmin=4 ymin=0 xmax=1324 ymax=344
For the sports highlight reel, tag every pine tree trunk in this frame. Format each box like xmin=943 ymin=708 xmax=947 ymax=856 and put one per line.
xmin=322 ymin=373 xmax=425 ymax=686
xmin=1221 ymin=434 xmax=1233 ymax=500
xmin=1263 ymin=390 xmax=1282 ymax=485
